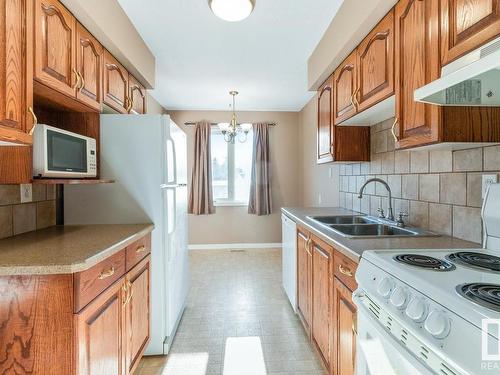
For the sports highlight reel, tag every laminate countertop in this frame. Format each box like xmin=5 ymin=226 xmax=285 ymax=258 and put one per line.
xmin=282 ymin=207 xmax=480 ymax=262
xmin=0 ymin=224 xmax=154 ymax=275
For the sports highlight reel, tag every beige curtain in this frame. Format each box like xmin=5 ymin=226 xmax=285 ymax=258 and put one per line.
xmin=248 ymin=123 xmax=272 ymax=215
xmin=188 ymin=121 xmax=215 ymax=215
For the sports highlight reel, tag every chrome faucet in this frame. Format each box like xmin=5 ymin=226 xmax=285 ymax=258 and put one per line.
xmin=358 ymin=178 xmax=394 ymax=221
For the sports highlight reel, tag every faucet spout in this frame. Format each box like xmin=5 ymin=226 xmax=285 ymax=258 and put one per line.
xmin=358 ymin=177 xmax=394 ymax=221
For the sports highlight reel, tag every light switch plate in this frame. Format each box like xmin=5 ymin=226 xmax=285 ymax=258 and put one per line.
xmin=482 ymin=174 xmax=498 ymax=198
xmin=318 ymin=193 xmax=322 ymax=205
xmin=20 ymin=183 xmax=33 ymax=203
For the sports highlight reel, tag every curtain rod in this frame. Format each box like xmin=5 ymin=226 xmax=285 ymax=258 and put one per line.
xmin=184 ymin=122 xmax=277 ymax=127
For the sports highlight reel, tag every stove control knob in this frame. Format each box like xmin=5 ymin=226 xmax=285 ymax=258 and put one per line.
xmin=424 ymin=310 xmax=450 ymax=339
xmin=390 ymin=287 xmax=409 ymax=309
xmin=405 ymin=297 xmax=427 ymax=322
xmin=377 ymin=277 xmax=394 ymax=298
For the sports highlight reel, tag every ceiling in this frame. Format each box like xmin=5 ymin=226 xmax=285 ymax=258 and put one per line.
xmin=117 ymin=0 xmax=343 ymax=111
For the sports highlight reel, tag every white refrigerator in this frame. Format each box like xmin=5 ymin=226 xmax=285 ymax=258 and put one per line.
xmin=64 ymin=114 xmax=189 ymax=355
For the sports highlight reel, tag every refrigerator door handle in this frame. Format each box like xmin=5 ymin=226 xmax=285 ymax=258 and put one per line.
xmin=166 ymin=137 xmax=177 ymax=185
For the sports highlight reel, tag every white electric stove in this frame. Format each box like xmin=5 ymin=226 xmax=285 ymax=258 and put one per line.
xmin=353 ymin=184 xmax=500 ymax=375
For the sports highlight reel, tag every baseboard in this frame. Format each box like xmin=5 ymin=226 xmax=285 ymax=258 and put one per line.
xmin=188 ymin=243 xmax=282 ymax=250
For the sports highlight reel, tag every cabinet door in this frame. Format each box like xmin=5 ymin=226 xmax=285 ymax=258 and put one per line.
xmin=333 ymin=52 xmax=357 ymax=124
xmin=356 ymin=10 xmax=394 ymax=112
xmin=34 ymin=0 xmax=76 ymax=98
xmin=297 ymin=228 xmax=312 ymax=332
xmin=441 ymin=0 xmax=500 ymax=65
xmin=128 ymin=74 xmax=147 ymax=114
xmin=75 ymin=278 xmax=124 ymax=375
xmin=311 ymin=238 xmax=333 ymax=369
xmin=0 ymin=0 xmax=33 ymax=145
xmin=75 ymin=23 xmax=102 ymax=111
xmin=333 ymin=277 xmax=357 ymax=375
xmin=103 ymin=50 xmax=129 ymax=114
xmin=394 ymin=0 xmax=441 ymax=149
xmin=317 ymin=76 xmax=334 ymax=164
xmin=124 ymin=256 xmax=151 ymax=375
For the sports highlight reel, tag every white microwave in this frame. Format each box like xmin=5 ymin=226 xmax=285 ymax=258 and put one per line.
xmin=33 ymin=124 xmax=97 ymax=178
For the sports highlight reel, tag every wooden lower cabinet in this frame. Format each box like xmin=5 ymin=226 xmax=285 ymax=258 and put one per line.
xmin=0 ymin=234 xmax=151 ymax=375
xmin=296 ymin=227 xmax=358 ymax=375
xmin=297 ymin=227 xmax=312 ymax=332
xmin=311 ymin=236 xmax=333 ymax=370
xmin=75 ymin=277 xmax=124 ymax=375
xmin=332 ymin=277 xmax=357 ymax=375
xmin=124 ymin=256 xmax=151 ymax=374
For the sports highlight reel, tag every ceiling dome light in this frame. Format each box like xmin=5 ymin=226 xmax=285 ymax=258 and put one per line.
xmin=209 ymin=0 xmax=255 ymax=22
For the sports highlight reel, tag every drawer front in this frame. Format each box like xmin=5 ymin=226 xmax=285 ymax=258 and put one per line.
xmin=333 ymin=251 xmax=358 ymax=291
xmin=74 ymin=250 xmax=126 ymax=312
xmin=126 ymin=234 xmax=151 ymax=271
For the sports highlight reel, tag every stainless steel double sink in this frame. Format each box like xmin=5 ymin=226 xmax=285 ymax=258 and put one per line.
xmin=306 ymin=215 xmax=437 ymax=238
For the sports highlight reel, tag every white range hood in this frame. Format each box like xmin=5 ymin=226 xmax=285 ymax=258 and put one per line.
xmin=414 ymin=37 xmax=500 ymax=106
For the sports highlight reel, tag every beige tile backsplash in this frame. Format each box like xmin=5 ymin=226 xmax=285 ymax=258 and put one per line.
xmin=0 ymin=185 xmax=56 ymax=239
xmin=338 ymin=118 xmax=500 ymax=244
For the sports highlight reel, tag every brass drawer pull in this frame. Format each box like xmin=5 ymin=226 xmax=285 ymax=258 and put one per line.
xmin=98 ymin=266 xmax=115 ymax=280
xmin=338 ymin=264 xmax=353 ymax=277
xmin=136 ymin=245 xmax=147 ymax=253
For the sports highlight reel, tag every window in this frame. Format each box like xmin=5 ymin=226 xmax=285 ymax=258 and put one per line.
xmin=211 ymin=129 xmax=253 ymax=206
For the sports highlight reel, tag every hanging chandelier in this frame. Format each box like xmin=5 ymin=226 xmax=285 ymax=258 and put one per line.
xmin=218 ymin=91 xmax=252 ymax=143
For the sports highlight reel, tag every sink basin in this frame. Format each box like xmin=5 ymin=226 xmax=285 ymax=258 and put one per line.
xmin=329 ymin=224 xmax=418 ymax=237
xmin=307 ymin=215 xmax=376 ymax=225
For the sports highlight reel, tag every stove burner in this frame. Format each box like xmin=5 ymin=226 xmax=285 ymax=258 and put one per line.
xmin=393 ymin=254 xmax=455 ymax=271
xmin=447 ymin=252 xmax=500 ymax=272
xmin=457 ymin=283 xmax=500 ymax=312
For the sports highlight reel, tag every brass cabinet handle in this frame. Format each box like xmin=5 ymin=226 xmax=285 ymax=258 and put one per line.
xmin=72 ymin=68 xmax=81 ymax=89
xmin=391 ymin=118 xmax=399 ymax=142
xmin=78 ymin=71 xmax=85 ymax=91
xmin=122 ymin=282 xmax=129 ymax=306
xmin=350 ymin=92 xmax=356 ymax=109
xmin=304 ymin=238 xmax=312 ymax=256
xmin=353 ymin=88 xmax=360 ymax=108
xmin=98 ymin=266 xmax=115 ymax=280
xmin=28 ymin=107 xmax=37 ymax=135
xmin=127 ymin=97 xmax=134 ymax=113
xmin=123 ymin=280 xmax=133 ymax=306
xmin=338 ymin=264 xmax=353 ymax=277
xmin=136 ymin=245 xmax=146 ymax=253
xmin=352 ymin=316 xmax=358 ymax=335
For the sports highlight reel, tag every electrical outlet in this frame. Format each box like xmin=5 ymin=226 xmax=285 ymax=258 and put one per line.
xmin=318 ymin=193 xmax=322 ymax=205
xmin=20 ymin=183 xmax=33 ymax=203
xmin=482 ymin=174 xmax=498 ymax=198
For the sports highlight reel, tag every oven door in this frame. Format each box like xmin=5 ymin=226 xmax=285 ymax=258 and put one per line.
xmin=356 ymin=303 xmax=434 ymax=375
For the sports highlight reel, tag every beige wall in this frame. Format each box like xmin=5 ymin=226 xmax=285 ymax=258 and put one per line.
xmin=147 ymin=93 xmax=167 ymax=115
xmin=298 ymin=96 xmax=339 ymax=207
xmin=168 ymin=110 xmax=301 ymax=245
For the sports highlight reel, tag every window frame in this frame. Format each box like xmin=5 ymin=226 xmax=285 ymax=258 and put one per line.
xmin=211 ymin=128 xmax=252 ymax=207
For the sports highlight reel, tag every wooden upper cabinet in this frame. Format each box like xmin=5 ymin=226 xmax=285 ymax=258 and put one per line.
xmin=311 ymin=237 xmax=333 ymax=370
xmin=75 ymin=23 xmax=103 ymax=111
xmin=0 ymin=0 xmax=34 ymax=145
xmin=34 ymin=0 xmax=76 ymax=98
xmin=128 ymin=74 xmax=147 ymax=114
xmin=333 ymin=52 xmax=357 ymax=124
xmin=297 ymin=227 xmax=312 ymax=332
xmin=333 ymin=277 xmax=357 ymax=375
xmin=75 ymin=278 xmax=124 ymax=375
xmin=124 ymin=257 xmax=151 ymax=375
xmin=317 ymin=76 xmax=334 ymax=164
xmin=394 ymin=0 xmax=441 ymax=149
xmin=441 ymin=0 xmax=500 ymax=65
xmin=356 ymin=10 xmax=395 ymax=112
xmin=103 ymin=50 xmax=129 ymax=114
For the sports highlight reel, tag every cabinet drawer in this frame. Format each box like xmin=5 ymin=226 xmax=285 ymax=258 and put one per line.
xmin=333 ymin=251 xmax=358 ymax=291
xmin=74 ymin=250 xmax=126 ymax=312
xmin=126 ymin=234 xmax=151 ymax=271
